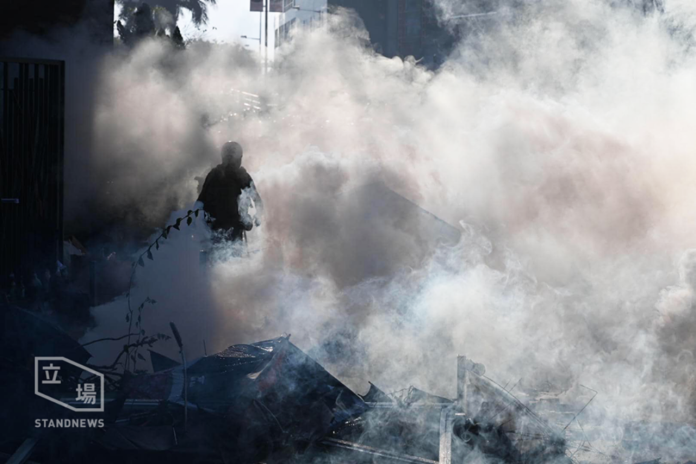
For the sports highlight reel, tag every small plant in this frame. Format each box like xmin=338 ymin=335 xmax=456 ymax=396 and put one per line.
xmin=124 ymin=208 xmax=206 ymax=372
xmin=88 ymin=332 xmax=172 ymax=386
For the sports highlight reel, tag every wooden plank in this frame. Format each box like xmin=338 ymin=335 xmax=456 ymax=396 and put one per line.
xmin=438 ymin=407 xmax=453 ymax=464
xmin=322 ymin=438 xmax=438 ymax=464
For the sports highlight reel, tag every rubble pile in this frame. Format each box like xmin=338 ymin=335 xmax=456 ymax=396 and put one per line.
xmin=0 ymin=306 xmax=572 ymax=463
xmin=3 ymin=303 xmax=695 ymax=463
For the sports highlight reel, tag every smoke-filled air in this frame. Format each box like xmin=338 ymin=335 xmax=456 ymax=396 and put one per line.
xmin=12 ymin=0 xmax=696 ymax=457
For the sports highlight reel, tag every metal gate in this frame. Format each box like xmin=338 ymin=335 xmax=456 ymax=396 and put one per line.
xmin=0 ymin=57 xmax=65 ymax=288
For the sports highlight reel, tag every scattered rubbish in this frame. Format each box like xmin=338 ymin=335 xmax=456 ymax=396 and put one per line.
xmin=0 ymin=317 xmax=591 ymax=463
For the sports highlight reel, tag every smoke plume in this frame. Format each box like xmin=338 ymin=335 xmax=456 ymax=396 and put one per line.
xmin=7 ymin=0 xmax=696 ymax=453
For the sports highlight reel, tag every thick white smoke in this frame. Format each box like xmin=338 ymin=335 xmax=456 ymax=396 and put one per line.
xmin=18 ymin=0 xmax=695 ymax=456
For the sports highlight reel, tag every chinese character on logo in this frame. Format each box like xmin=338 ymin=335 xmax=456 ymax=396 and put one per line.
xmin=36 ymin=357 xmax=104 ymax=412
xmin=42 ymin=363 xmax=61 ymax=385
xmin=76 ymin=383 xmax=97 ymax=404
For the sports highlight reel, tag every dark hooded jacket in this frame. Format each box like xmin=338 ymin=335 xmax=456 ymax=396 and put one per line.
xmin=197 ymin=164 xmax=254 ymax=232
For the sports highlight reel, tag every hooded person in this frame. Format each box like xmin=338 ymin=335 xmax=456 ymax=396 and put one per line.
xmin=196 ymin=141 xmax=264 ymax=243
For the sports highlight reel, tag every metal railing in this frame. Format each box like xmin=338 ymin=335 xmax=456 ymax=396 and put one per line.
xmin=0 ymin=57 xmax=65 ymax=289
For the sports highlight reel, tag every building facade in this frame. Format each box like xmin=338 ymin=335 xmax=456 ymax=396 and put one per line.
xmin=0 ymin=58 xmax=65 ymax=288
xmin=275 ymin=0 xmax=454 ymax=69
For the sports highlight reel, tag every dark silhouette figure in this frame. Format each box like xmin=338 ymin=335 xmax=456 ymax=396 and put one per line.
xmin=197 ymin=142 xmax=263 ymax=242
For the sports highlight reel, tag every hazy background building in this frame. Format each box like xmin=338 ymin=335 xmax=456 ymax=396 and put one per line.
xmin=275 ymin=0 xmax=456 ymax=69
xmin=274 ymin=0 xmax=666 ymax=69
